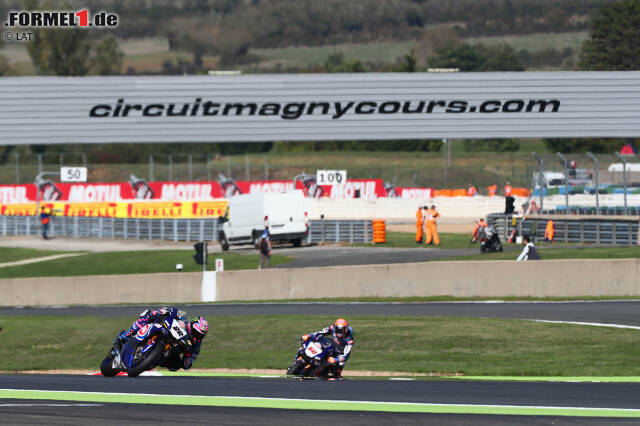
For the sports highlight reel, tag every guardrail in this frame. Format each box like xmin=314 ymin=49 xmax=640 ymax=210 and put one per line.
xmin=0 ymin=216 xmax=372 ymax=245
xmin=487 ymin=213 xmax=639 ymax=246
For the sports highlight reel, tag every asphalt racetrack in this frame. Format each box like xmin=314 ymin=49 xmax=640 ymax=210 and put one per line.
xmin=3 ymin=300 xmax=640 ymax=326
xmin=3 ymin=374 xmax=640 ymax=425
xmin=3 ymin=301 xmax=640 ymax=424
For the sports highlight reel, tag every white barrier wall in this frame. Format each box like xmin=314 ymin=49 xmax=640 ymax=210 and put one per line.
xmin=2 ymin=259 xmax=639 ymax=307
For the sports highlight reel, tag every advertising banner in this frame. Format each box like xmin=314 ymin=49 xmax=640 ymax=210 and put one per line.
xmin=0 ymin=178 xmax=391 ymax=203
xmin=2 ymin=73 xmax=640 ymax=145
xmin=0 ymin=201 xmax=228 ymax=219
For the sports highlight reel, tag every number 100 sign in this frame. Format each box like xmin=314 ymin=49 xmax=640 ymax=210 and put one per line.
xmin=316 ymin=170 xmax=346 ymax=186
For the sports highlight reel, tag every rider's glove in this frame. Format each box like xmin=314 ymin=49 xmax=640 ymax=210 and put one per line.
xmin=301 ymin=334 xmax=310 ymax=342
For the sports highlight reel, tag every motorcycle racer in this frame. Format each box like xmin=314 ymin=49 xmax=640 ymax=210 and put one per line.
xmin=115 ymin=307 xmax=209 ymax=371
xmin=302 ymin=318 xmax=354 ymax=377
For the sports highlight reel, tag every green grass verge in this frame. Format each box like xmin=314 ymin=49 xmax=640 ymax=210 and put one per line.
xmin=0 ymin=251 xmax=291 ymax=278
xmin=0 ymin=247 xmax=68 ymax=264
xmin=4 ymin=389 xmax=640 ymax=417
xmin=2 ymin=315 xmax=640 ymax=376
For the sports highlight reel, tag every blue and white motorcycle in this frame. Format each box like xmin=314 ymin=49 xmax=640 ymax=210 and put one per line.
xmin=100 ymin=312 xmax=190 ymax=377
xmin=287 ymin=335 xmax=338 ymax=379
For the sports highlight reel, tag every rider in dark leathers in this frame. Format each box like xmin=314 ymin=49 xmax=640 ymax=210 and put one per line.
xmin=116 ymin=307 xmax=209 ymax=370
xmin=302 ymin=318 xmax=354 ymax=377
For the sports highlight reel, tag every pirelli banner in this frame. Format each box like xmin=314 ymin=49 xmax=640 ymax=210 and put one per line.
xmin=1 ymin=201 xmax=228 ymax=219
xmin=1 ymin=71 xmax=639 ymax=144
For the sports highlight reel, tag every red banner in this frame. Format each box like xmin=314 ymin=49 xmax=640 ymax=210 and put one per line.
xmin=0 ymin=178 xmax=394 ymax=203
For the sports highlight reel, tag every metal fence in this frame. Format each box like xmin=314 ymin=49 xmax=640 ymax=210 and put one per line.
xmin=488 ymin=213 xmax=639 ymax=246
xmin=0 ymin=216 xmax=373 ymax=245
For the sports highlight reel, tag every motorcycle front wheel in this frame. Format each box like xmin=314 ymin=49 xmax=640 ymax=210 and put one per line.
xmin=287 ymin=359 xmax=306 ymax=376
xmin=127 ymin=343 xmax=164 ymax=377
xmin=100 ymin=350 xmax=119 ymax=377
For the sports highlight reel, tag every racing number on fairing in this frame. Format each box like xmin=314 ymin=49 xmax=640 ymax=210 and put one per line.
xmin=172 ymin=325 xmax=185 ymax=337
xmin=307 ymin=346 xmax=318 ymax=355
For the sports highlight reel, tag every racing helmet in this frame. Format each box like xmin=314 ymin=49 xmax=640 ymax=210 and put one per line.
xmin=190 ymin=316 xmax=209 ymax=341
xmin=333 ymin=318 xmax=348 ymax=337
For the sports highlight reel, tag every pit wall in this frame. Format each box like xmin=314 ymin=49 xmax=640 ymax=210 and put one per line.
xmin=2 ymin=258 xmax=639 ymax=307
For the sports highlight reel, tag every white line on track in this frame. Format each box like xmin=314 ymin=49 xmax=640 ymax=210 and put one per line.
xmin=529 ymin=319 xmax=640 ymax=330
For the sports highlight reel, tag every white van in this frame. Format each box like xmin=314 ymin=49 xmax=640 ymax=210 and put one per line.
xmin=218 ymin=190 xmax=308 ymax=251
xmin=533 ymin=171 xmax=566 ymax=189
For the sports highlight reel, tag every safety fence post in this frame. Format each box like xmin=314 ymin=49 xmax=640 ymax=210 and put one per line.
xmin=612 ymin=222 xmax=617 ymax=245
xmin=99 ymin=217 xmax=103 ymax=238
xmin=350 ymin=221 xmax=354 ymax=243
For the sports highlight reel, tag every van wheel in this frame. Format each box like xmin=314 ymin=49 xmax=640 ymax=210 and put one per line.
xmin=292 ymin=238 xmax=302 ymax=247
xmin=219 ymin=232 xmax=229 ymax=251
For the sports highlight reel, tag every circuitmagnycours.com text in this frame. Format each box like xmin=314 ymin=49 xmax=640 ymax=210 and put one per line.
xmin=89 ymin=98 xmax=561 ymax=119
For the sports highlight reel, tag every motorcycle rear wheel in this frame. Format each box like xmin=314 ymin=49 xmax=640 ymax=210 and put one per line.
xmin=127 ymin=343 xmax=164 ymax=377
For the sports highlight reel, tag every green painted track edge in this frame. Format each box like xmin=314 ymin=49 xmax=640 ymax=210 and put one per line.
xmin=2 ymin=389 xmax=640 ymax=417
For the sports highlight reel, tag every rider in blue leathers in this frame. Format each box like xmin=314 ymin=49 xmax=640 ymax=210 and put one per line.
xmin=115 ymin=307 xmax=209 ymax=371
xmin=302 ymin=318 xmax=354 ymax=377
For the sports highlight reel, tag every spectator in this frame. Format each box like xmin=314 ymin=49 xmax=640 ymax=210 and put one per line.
xmin=39 ymin=205 xmax=51 ymax=240
xmin=505 ymin=195 xmax=515 ymax=214
xmin=471 ymin=218 xmax=487 ymax=243
xmin=544 ymin=220 xmax=555 ymax=243
xmin=258 ymin=227 xmax=272 ymax=269
xmin=425 ymin=205 xmax=440 ymax=245
xmin=516 ymin=234 xmax=541 ymax=261
xmin=526 ymin=200 xmax=539 ymax=215
xmin=520 ymin=203 xmax=528 ymax=216
xmin=504 ymin=182 xmax=513 ymax=197
xmin=415 ymin=206 xmax=424 ymax=244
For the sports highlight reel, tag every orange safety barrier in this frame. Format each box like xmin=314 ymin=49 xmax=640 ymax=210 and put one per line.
xmin=372 ymin=219 xmax=386 ymax=243
xmin=511 ymin=188 xmax=531 ymax=197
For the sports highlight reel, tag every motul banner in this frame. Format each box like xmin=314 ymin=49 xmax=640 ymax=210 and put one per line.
xmin=0 ymin=178 xmax=393 ymax=203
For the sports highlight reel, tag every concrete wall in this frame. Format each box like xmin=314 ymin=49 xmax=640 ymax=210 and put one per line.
xmin=215 ymin=259 xmax=640 ymax=301
xmin=0 ymin=272 xmax=202 ymax=307
xmin=3 ymin=259 xmax=639 ymax=307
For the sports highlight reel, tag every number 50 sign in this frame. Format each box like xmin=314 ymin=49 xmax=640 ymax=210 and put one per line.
xmin=316 ymin=170 xmax=346 ymax=186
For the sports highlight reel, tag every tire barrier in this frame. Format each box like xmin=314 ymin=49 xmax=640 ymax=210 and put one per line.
xmin=372 ymin=219 xmax=386 ymax=243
